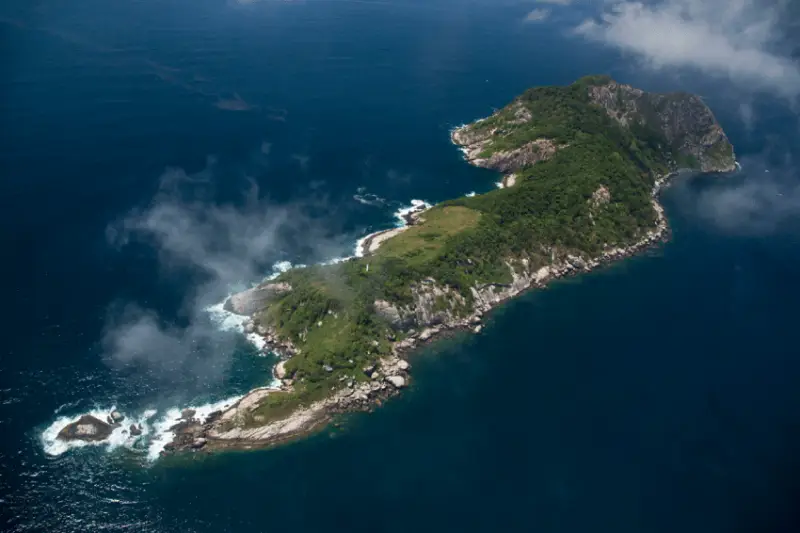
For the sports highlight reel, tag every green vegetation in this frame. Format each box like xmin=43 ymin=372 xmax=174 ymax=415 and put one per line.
xmin=240 ymin=75 xmax=734 ymax=422
xmin=376 ymin=206 xmax=481 ymax=265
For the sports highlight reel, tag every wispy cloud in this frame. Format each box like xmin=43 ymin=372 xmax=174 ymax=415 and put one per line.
xmin=681 ymin=155 xmax=800 ymax=235
xmin=103 ymin=157 xmax=348 ymax=386
xmin=574 ymin=0 xmax=800 ymax=98
xmin=536 ymin=0 xmax=572 ymax=5
xmin=524 ymin=8 xmax=551 ymax=22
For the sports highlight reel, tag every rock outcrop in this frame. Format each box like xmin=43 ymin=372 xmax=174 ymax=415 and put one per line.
xmin=224 ymin=282 xmax=292 ymax=316
xmin=57 ymin=415 xmax=114 ymax=442
xmin=587 ymin=79 xmax=736 ymax=173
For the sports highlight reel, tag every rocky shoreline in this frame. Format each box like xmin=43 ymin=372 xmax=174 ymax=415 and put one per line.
xmin=158 ymin=167 xmax=683 ymax=456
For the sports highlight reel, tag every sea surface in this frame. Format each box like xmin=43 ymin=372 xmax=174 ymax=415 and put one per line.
xmin=3 ymin=0 xmax=800 ymax=531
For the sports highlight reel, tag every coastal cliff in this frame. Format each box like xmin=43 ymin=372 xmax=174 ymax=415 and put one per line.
xmin=159 ymin=75 xmax=736 ymax=454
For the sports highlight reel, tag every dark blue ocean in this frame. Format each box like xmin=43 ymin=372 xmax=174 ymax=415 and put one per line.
xmin=3 ymin=0 xmax=800 ymax=531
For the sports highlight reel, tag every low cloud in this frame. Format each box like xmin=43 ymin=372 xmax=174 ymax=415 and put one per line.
xmin=575 ymin=0 xmax=800 ymax=99
xmin=103 ymin=158 xmax=349 ymax=385
xmin=537 ymin=0 xmax=572 ymax=4
xmin=524 ymin=8 xmax=551 ymax=22
xmin=684 ymin=156 xmax=800 ymax=235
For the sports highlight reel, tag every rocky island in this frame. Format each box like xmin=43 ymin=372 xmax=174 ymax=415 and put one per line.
xmin=160 ymin=75 xmax=736 ymax=454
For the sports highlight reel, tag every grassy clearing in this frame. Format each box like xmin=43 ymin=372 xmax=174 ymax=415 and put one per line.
xmin=375 ymin=206 xmax=481 ymax=266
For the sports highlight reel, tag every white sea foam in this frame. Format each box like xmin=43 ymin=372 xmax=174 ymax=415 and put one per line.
xmin=41 ymin=396 xmax=246 ymax=461
xmin=393 ymin=199 xmax=431 ymax=225
xmin=353 ymin=193 xmax=386 ymax=207
xmin=41 ymin=406 xmax=154 ymax=457
xmin=145 ymin=396 xmax=242 ymax=461
xmin=466 ymin=191 xmax=476 ymax=197
xmin=206 ymin=301 xmax=266 ymax=351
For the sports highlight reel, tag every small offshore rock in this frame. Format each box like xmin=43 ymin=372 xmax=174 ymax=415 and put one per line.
xmin=109 ymin=410 xmax=125 ymax=424
xmin=474 ymin=325 xmax=483 ymax=333
xmin=386 ymin=375 xmax=406 ymax=388
xmin=57 ymin=415 xmax=113 ymax=442
xmin=130 ymin=424 xmax=143 ymax=436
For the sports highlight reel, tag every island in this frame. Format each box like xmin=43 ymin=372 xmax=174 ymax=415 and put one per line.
xmin=163 ymin=75 xmax=736 ymax=454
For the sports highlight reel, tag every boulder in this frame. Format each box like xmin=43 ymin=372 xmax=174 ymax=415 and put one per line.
xmin=224 ymin=283 xmax=292 ymax=316
xmin=274 ymin=360 xmax=287 ymax=380
xmin=374 ymin=300 xmax=413 ymax=329
xmin=473 ymin=325 xmax=483 ymax=334
xmin=419 ymin=329 xmax=434 ymax=341
xmin=181 ymin=409 xmax=196 ymax=420
xmin=397 ymin=360 xmax=410 ymax=371
xmin=386 ymin=375 xmax=406 ymax=388
xmin=109 ymin=410 xmax=125 ymax=424
xmin=191 ymin=438 xmax=207 ymax=449
xmin=57 ymin=415 xmax=113 ymax=442
xmin=130 ymin=424 xmax=143 ymax=436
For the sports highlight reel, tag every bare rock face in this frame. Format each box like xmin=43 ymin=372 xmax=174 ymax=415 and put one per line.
xmin=224 ymin=282 xmax=292 ymax=316
xmin=471 ymin=138 xmax=563 ymax=173
xmin=57 ymin=415 xmax=114 ymax=442
xmin=374 ymin=300 xmax=414 ymax=330
xmin=587 ymin=80 xmax=736 ymax=173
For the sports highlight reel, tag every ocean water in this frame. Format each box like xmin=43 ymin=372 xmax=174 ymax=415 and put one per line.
xmin=3 ymin=0 xmax=800 ymax=531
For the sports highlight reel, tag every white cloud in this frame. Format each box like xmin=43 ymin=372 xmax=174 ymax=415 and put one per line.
xmin=524 ymin=8 xmax=551 ymax=22
xmin=575 ymin=0 xmax=800 ymax=98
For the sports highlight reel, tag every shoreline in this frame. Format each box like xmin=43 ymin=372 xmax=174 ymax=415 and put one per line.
xmin=48 ymin=106 xmax=733 ymax=459
xmin=161 ymin=162 xmax=682 ymax=456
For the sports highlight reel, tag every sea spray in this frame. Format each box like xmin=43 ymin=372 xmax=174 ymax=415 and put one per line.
xmin=41 ymin=406 xmax=154 ymax=457
xmin=40 ymin=396 xmax=246 ymax=461
xmin=145 ymin=396 xmax=242 ymax=461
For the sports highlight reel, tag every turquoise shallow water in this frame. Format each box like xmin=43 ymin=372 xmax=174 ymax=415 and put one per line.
xmin=3 ymin=0 xmax=800 ymax=531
